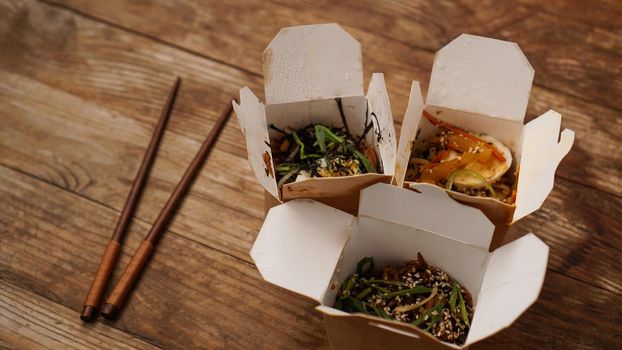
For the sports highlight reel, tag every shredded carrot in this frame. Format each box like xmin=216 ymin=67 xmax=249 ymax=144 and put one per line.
xmin=423 ymin=111 xmax=506 ymax=162
xmin=431 ymin=150 xmax=448 ymax=163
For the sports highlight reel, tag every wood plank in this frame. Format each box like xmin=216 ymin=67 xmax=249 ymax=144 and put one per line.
xmin=517 ymin=0 xmax=622 ymax=31
xmin=0 ymin=1 xmax=620 ymax=295
xmin=476 ymin=272 xmax=622 ymax=350
xmin=2 ymin=66 xmax=621 ymax=295
xmin=0 ymin=0 xmax=261 ymax=161
xmin=0 ymin=164 xmax=621 ymax=349
xmin=0 ymin=279 xmax=162 ymax=350
xmin=0 ymin=165 xmax=329 ymax=350
xmin=0 ymin=70 xmax=264 ymax=261
xmin=273 ymin=0 xmax=622 ymax=111
xmin=43 ymin=0 xmax=622 ymax=197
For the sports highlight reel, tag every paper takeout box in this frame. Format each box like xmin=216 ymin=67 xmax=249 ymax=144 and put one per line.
xmin=394 ymin=34 xmax=574 ymax=250
xmin=251 ymin=183 xmax=548 ymax=349
xmin=233 ymin=24 xmax=396 ymax=215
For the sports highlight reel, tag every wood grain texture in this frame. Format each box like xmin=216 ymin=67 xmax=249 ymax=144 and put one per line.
xmin=0 ymin=0 xmax=620 ymax=294
xmin=0 ymin=165 xmax=621 ymax=349
xmin=0 ymin=166 xmax=329 ymax=350
xmin=52 ymin=0 xmax=622 ymax=197
xmin=0 ymin=61 xmax=620 ymax=295
xmin=0 ymin=0 xmax=620 ymax=349
xmin=0 ymin=279 xmax=162 ymax=350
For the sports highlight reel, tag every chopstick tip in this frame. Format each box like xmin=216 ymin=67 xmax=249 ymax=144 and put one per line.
xmin=100 ymin=303 xmax=120 ymax=320
xmin=80 ymin=305 xmax=98 ymax=322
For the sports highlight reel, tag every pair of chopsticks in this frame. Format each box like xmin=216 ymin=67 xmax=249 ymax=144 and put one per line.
xmin=81 ymin=77 xmax=233 ymax=321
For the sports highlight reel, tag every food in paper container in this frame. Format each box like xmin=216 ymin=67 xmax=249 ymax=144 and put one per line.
xmin=233 ymin=24 xmax=396 ymax=214
xmin=272 ymin=122 xmax=378 ymax=188
xmin=335 ymin=254 xmax=473 ymax=345
xmin=394 ymin=34 xmax=574 ymax=249
xmin=407 ymin=112 xmax=515 ymax=203
xmin=252 ymin=183 xmax=550 ymax=349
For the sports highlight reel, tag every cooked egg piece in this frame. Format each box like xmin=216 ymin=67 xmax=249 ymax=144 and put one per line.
xmin=448 ymin=134 xmax=512 ymax=188
xmin=294 ymin=170 xmax=311 ymax=182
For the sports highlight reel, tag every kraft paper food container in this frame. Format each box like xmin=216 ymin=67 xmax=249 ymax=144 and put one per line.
xmin=251 ymin=183 xmax=548 ymax=350
xmin=394 ymin=34 xmax=574 ymax=251
xmin=233 ymin=23 xmax=396 ymax=215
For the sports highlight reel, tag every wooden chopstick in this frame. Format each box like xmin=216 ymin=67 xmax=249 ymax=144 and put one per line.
xmin=80 ymin=77 xmax=181 ymax=322
xmin=99 ymin=99 xmax=234 ymax=320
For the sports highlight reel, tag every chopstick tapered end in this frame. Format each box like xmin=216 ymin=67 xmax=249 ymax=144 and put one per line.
xmin=100 ymin=303 xmax=119 ymax=320
xmin=80 ymin=305 xmax=98 ymax=322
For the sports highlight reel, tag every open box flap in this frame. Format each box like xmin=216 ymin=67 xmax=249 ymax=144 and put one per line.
xmin=394 ymin=81 xmax=424 ymax=187
xmin=358 ymin=183 xmax=494 ymax=250
xmin=233 ymin=88 xmax=279 ymax=199
xmin=427 ymin=34 xmax=534 ymax=122
xmin=366 ymin=73 xmax=397 ymax=175
xmin=250 ymin=199 xmax=355 ymax=303
xmin=263 ymin=23 xmax=364 ymax=105
xmin=318 ymin=306 xmax=460 ymax=350
xmin=513 ymin=110 xmax=574 ymax=221
xmin=466 ymin=233 xmax=548 ymax=345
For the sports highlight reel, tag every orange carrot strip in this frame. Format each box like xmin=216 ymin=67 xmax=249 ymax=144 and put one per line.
xmin=423 ymin=111 xmax=506 ymax=162
xmin=431 ymin=150 xmax=448 ymax=163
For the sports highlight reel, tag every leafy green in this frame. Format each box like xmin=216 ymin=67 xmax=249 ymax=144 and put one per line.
xmin=380 ymin=286 xmax=432 ymax=299
xmin=356 ymin=256 xmax=374 ymax=277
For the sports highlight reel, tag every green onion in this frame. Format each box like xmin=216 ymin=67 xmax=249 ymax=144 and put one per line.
xmin=458 ymin=289 xmax=471 ymax=327
xmin=355 ymin=287 xmax=372 ymax=300
xmin=335 ymin=297 xmax=344 ymax=310
xmin=425 ymin=302 xmax=445 ymax=331
xmin=371 ymin=285 xmax=391 ymax=294
xmin=275 ymin=163 xmax=299 ymax=175
xmin=446 ymin=168 xmax=496 ymax=197
xmin=370 ymin=304 xmax=390 ymax=319
xmin=314 ymin=125 xmax=328 ymax=154
xmin=349 ymin=297 xmax=367 ymax=313
xmin=292 ymin=131 xmax=305 ymax=159
xmin=449 ymin=281 xmax=458 ymax=313
xmin=362 ymin=279 xmax=409 ymax=287
xmin=380 ymin=286 xmax=431 ymax=299
xmin=315 ymin=125 xmax=344 ymax=144
xmin=411 ymin=301 xmax=444 ymax=328
xmin=356 ymin=257 xmax=374 ymax=277
xmin=342 ymin=274 xmax=358 ymax=296
xmin=277 ymin=166 xmax=300 ymax=188
xmin=348 ymin=145 xmax=377 ymax=173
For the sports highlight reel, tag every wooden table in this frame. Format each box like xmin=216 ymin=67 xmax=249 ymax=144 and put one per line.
xmin=1 ymin=1 xmax=620 ymax=349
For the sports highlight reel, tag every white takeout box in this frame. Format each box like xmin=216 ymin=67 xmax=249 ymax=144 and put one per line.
xmin=251 ymin=183 xmax=548 ymax=349
xmin=233 ymin=23 xmax=396 ymax=215
xmin=394 ymin=34 xmax=574 ymax=250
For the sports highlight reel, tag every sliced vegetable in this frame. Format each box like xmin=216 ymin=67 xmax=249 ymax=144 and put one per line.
xmin=356 ymin=256 xmax=374 ymax=277
xmin=458 ymin=289 xmax=470 ymax=327
xmin=449 ymin=281 xmax=458 ymax=312
xmin=446 ymin=168 xmax=497 ymax=197
xmin=370 ymin=304 xmax=391 ymax=319
xmin=395 ymin=287 xmax=437 ymax=313
xmin=355 ymin=287 xmax=372 ymax=300
xmin=380 ymin=286 xmax=432 ymax=299
xmin=349 ymin=145 xmax=377 ymax=173
xmin=425 ymin=302 xmax=445 ymax=331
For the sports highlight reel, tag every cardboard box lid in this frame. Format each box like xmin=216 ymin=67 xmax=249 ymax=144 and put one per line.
xmin=234 ymin=25 xmax=396 ymax=201
xmin=467 ymin=233 xmax=548 ymax=344
xmin=514 ymin=110 xmax=575 ymax=221
xmin=263 ymin=23 xmax=364 ymax=105
xmin=250 ymin=198 xmax=355 ymax=302
xmin=427 ymin=34 xmax=534 ymax=122
xmin=395 ymin=35 xmax=574 ymax=223
xmin=232 ymin=88 xmax=279 ymax=199
xmin=358 ymin=183 xmax=495 ymax=250
xmin=251 ymin=183 xmax=549 ymax=347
